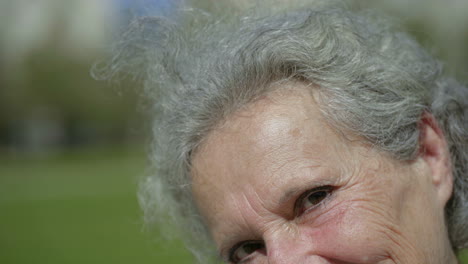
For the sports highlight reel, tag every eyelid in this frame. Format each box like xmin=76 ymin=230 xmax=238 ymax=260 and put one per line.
xmin=294 ymin=185 xmax=333 ymax=216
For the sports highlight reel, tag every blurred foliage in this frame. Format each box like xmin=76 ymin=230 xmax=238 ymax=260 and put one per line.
xmin=0 ymin=48 xmax=145 ymax=150
xmin=461 ymin=251 xmax=468 ymax=264
xmin=2 ymin=52 xmax=134 ymax=122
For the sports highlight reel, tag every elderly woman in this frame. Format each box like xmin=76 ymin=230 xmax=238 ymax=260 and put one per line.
xmin=98 ymin=0 xmax=468 ymax=263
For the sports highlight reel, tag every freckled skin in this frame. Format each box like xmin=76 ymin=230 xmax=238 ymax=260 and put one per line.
xmin=191 ymin=84 xmax=458 ymax=264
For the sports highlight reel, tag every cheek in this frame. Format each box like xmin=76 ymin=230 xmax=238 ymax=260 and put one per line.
xmin=301 ymin=200 xmax=402 ymax=263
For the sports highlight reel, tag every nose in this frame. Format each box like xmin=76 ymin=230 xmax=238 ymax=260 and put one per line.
xmin=264 ymin=227 xmax=330 ymax=264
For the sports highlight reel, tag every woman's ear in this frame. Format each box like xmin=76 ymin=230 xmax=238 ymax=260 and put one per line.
xmin=418 ymin=112 xmax=453 ymax=207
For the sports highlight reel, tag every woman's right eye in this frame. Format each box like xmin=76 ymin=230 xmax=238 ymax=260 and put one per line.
xmin=229 ymin=240 xmax=264 ymax=263
xmin=294 ymin=185 xmax=333 ymax=216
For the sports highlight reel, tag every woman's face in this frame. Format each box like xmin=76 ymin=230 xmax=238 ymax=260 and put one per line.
xmin=191 ymin=85 xmax=456 ymax=264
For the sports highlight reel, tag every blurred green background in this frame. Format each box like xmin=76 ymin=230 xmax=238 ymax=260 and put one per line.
xmin=0 ymin=147 xmax=193 ymax=263
xmin=0 ymin=1 xmax=466 ymax=263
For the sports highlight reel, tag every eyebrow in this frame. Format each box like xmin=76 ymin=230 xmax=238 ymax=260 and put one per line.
xmin=278 ymin=168 xmax=327 ymax=205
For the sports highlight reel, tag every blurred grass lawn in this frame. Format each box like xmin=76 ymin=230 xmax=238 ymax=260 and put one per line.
xmin=0 ymin=147 xmax=467 ymax=264
xmin=0 ymin=147 xmax=193 ymax=264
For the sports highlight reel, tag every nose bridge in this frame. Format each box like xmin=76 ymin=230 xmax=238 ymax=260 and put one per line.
xmin=263 ymin=225 xmax=331 ymax=264
xmin=264 ymin=224 xmax=309 ymax=264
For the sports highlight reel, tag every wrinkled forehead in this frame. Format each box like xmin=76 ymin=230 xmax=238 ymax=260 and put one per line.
xmin=192 ymin=83 xmax=325 ymax=163
xmin=191 ymin=84 xmax=324 ymax=180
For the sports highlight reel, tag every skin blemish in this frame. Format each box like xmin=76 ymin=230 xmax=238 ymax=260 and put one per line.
xmin=289 ymin=128 xmax=302 ymax=138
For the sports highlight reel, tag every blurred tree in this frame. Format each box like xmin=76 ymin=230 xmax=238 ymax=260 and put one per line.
xmin=0 ymin=0 xmax=141 ymax=153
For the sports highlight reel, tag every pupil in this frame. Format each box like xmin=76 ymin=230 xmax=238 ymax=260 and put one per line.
xmin=308 ymin=191 xmax=327 ymax=205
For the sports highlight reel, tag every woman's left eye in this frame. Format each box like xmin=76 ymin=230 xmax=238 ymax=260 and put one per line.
xmin=295 ymin=186 xmax=333 ymax=216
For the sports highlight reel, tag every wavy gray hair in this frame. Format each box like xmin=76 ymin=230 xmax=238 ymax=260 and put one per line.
xmin=94 ymin=0 xmax=468 ymax=262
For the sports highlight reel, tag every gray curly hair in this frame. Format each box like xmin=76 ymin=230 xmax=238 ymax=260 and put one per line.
xmin=93 ymin=0 xmax=468 ymax=262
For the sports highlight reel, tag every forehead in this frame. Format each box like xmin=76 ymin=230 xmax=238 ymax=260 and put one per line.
xmin=194 ymin=84 xmax=334 ymax=162
xmin=190 ymin=84 xmax=350 ymax=243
